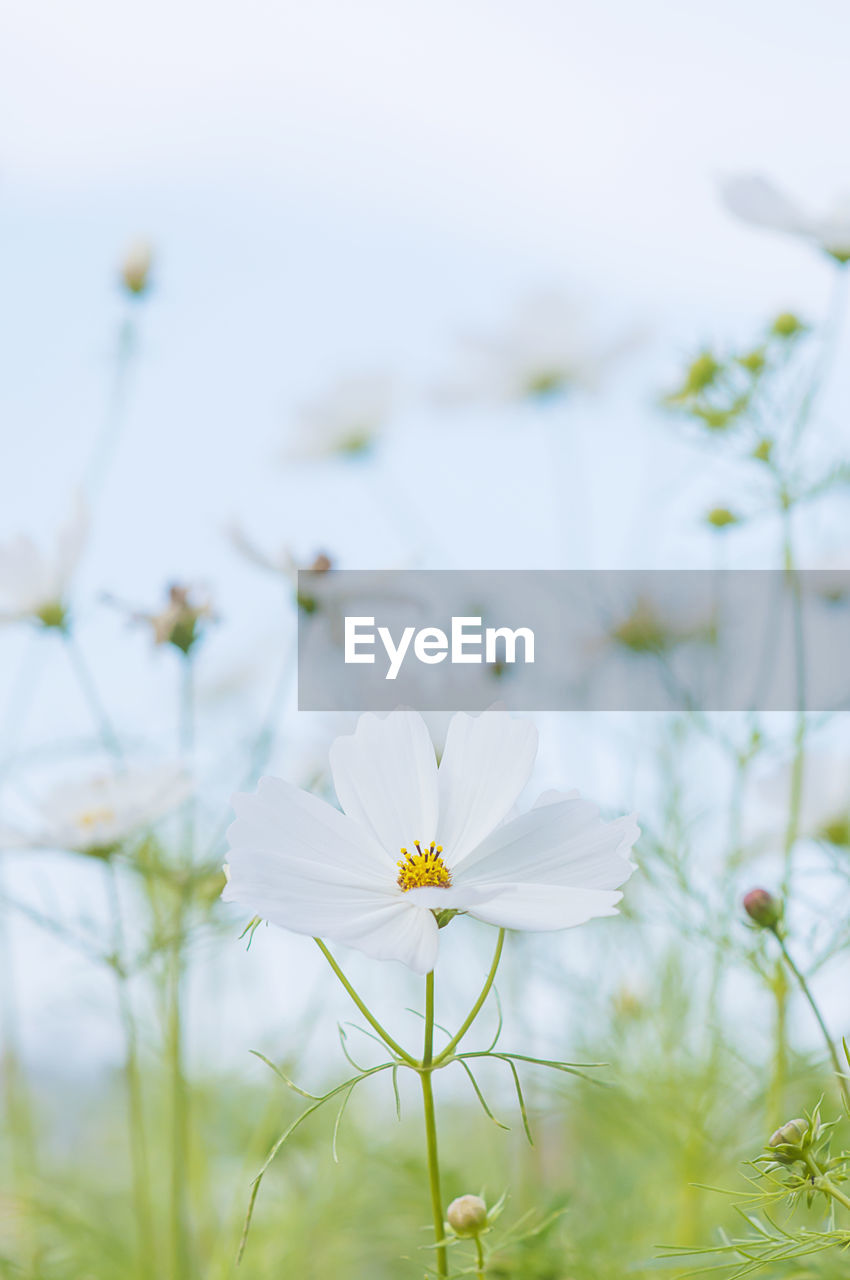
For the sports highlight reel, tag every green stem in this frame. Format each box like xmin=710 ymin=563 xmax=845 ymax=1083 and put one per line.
xmin=434 ymin=930 xmax=505 ymax=1065
xmin=775 ymin=931 xmax=850 ymax=1111
xmin=768 ymin=959 xmax=789 ymax=1133
xmin=105 ymin=861 xmax=154 ymax=1274
xmin=314 ymin=939 xmax=416 ymax=1065
xmin=804 ymin=1152 xmax=850 ymax=1213
xmin=779 ymin=514 xmax=805 ymax=902
xmin=475 ymin=1234 xmax=485 ymax=1279
xmin=421 ymin=970 xmax=448 ymax=1278
xmin=168 ymin=654 xmax=195 ymax=1279
xmin=85 ymin=312 xmax=139 ymax=502
xmin=166 ymin=919 xmax=190 ymax=1280
xmin=62 ymin=630 xmax=124 ymax=762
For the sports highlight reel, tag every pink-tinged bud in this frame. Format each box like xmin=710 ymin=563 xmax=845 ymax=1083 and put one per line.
xmin=446 ymin=1195 xmax=488 ymax=1237
xmin=743 ymin=888 xmax=782 ymax=930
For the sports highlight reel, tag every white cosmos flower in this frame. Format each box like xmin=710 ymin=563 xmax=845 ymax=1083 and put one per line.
xmin=720 ymin=175 xmax=850 ymax=264
xmin=223 ymin=710 xmax=639 ymax=973
xmin=0 ymin=764 xmax=191 ymax=855
xmin=440 ymin=294 xmax=637 ymax=405
xmin=0 ymin=496 xmax=87 ymax=626
xmin=750 ymin=753 xmax=850 ymax=850
xmin=226 ymin=523 xmax=333 ymax=585
xmin=283 ymin=374 xmax=393 ymax=462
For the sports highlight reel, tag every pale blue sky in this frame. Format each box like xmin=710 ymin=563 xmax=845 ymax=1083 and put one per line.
xmin=1 ymin=0 xmax=849 ymax=1068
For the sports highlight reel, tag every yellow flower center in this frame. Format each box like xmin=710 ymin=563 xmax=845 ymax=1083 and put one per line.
xmin=397 ymin=841 xmax=452 ymax=892
xmin=77 ymin=806 xmax=115 ymax=829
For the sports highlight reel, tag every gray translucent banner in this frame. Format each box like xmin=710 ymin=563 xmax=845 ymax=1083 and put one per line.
xmin=296 ymin=569 xmax=850 ymax=712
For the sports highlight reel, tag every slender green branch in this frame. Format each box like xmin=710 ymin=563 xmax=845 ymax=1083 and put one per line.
xmin=421 ymin=970 xmax=448 ymax=1277
xmin=62 ymin=630 xmax=124 ymax=761
xmin=804 ymin=1152 xmax=850 ymax=1213
xmin=314 ymin=939 xmax=417 ymax=1065
xmin=104 ymin=860 xmax=154 ymax=1275
xmin=433 ymin=929 xmax=505 ymax=1065
xmin=475 ymin=1233 xmax=485 ymax=1279
xmin=775 ymin=932 xmax=850 ymax=1111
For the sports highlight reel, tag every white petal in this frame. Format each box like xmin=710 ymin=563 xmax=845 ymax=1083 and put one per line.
xmin=225 ymin=851 xmax=439 ymax=971
xmin=720 ymin=175 xmax=810 ymax=236
xmin=224 ymin=776 xmax=440 ymax=971
xmin=453 ymin=797 xmax=638 ymax=889
xmin=437 ymin=711 xmax=538 ymax=864
xmin=227 ymin=775 xmax=392 ymax=880
xmin=329 ymin=711 xmax=438 ymax=855
xmin=403 ymin=884 xmax=500 ymax=910
xmin=469 ymin=884 xmax=623 ymax=931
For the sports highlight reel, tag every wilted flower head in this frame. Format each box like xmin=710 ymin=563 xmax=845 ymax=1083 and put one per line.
xmin=223 ymin=709 xmax=639 ymax=973
xmin=120 ymin=239 xmax=154 ymax=297
xmin=0 ymin=496 xmax=87 ymax=629
xmin=137 ymin=584 xmax=215 ymax=655
xmin=446 ymin=1195 xmax=489 ymax=1237
xmin=441 ymin=293 xmax=636 ymax=406
xmin=283 ymin=374 xmax=392 ymax=462
xmin=0 ymin=763 xmax=191 ymax=858
xmin=721 ymin=175 xmax=850 ymax=264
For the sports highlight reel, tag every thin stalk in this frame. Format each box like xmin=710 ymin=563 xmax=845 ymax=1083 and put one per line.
xmin=475 ymin=1234 xmax=485 ymax=1279
xmin=314 ymin=939 xmax=416 ymax=1065
xmin=166 ymin=935 xmax=190 ymax=1280
xmin=768 ymin=959 xmax=789 ymax=1134
xmin=204 ymin=631 xmax=297 ymax=859
xmin=168 ymin=653 xmax=195 ymax=1279
xmin=0 ymin=862 xmax=38 ymax=1268
xmin=805 ymin=1152 xmax=850 ymax=1213
xmin=105 ymin=860 xmax=154 ymax=1274
xmin=775 ymin=931 xmax=850 ymax=1111
xmin=62 ymin=630 xmax=124 ymax=762
xmin=421 ymin=970 xmax=448 ymax=1278
xmin=85 ymin=312 xmax=140 ymax=503
xmin=434 ymin=929 xmax=505 ymax=1065
xmin=789 ymin=267 xmax=849 ymax=450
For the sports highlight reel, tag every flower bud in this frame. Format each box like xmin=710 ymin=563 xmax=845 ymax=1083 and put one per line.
xmin=121 ymin=240 xmax=153 ymax=297
xmin=705 ymin=507 xmax=739 ymax=530
xmin=771 ymin=312 xmax=804 ymax=339
xmin=148 ymin=584 xmax=214 ymax=654
xmin=743 ymin=887 xmax=783 ymax=930
xmin=768 ymin=1115 xmax=815 ymax=1164
xmin=684 ymin=352 xmax=722 ymax=394
xmin=446 ymin=1195 xmax=488 ymax=1238
xmin=737 ymin=349 xmax=766 ymax=376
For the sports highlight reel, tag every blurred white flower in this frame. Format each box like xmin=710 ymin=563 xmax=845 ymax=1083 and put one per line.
xmin=120 ymin=238 xmax=154 ymax=297
xmin=721 ymin=175 xmax=850 ymax=264
xmin=752 ymin=753 xmax=850 ymax=849
xmin=282 ymin=374 xmax=393 ymax=462
xmin=227 ymin=524 xmax=332 ymax=584
xmin=0 ymin=496 xmax=87 ymax=628
xmin=0 ymin=763 xmax=192 ymax=856
xmin=440 ymin=293 xmax=636 ymax=405
xmin=223 ymin=709 xmax=638 ymax=973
